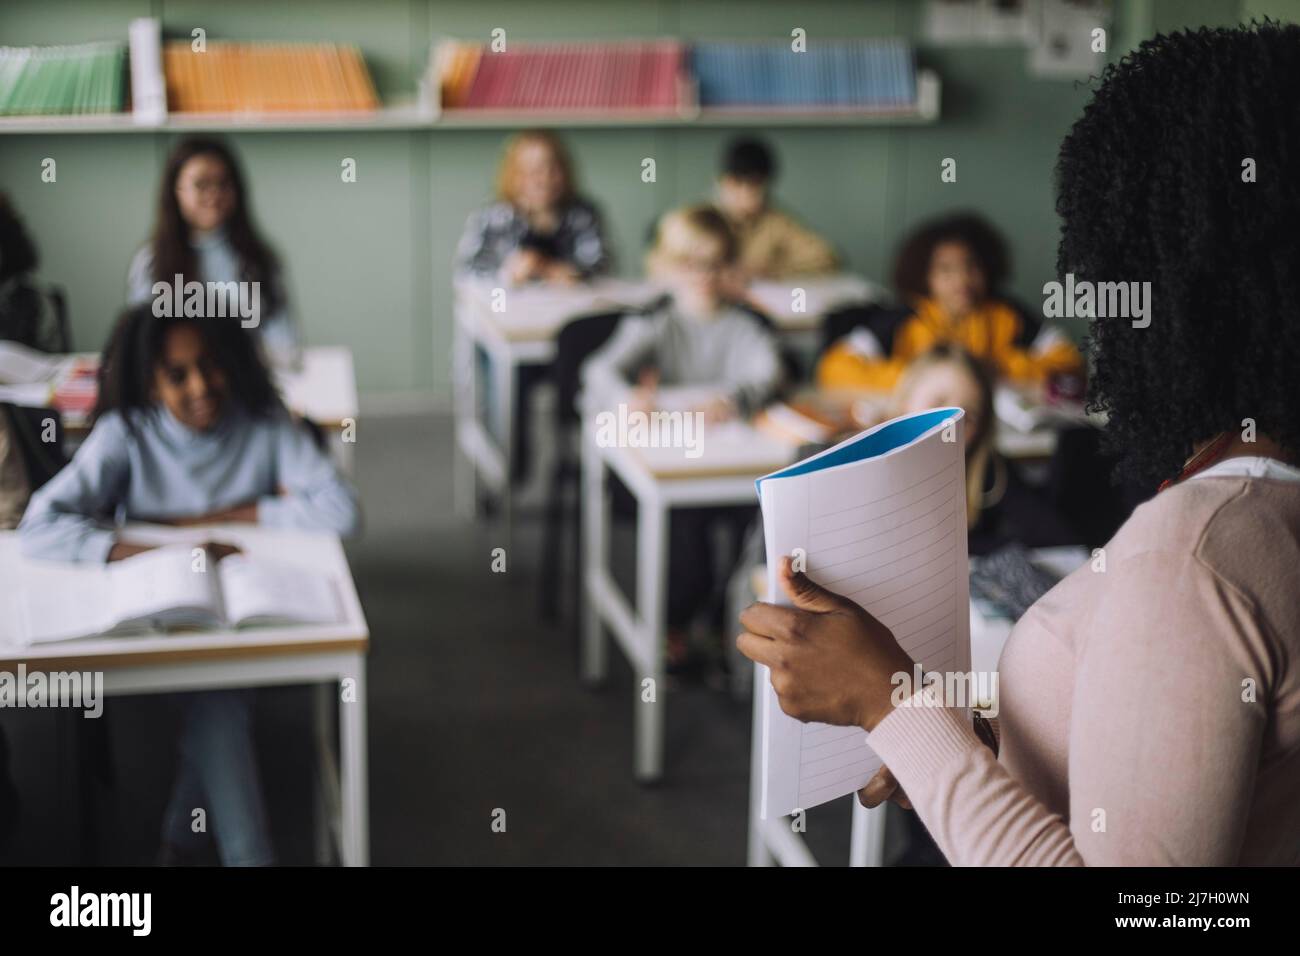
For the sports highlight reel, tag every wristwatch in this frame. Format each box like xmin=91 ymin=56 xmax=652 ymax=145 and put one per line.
xmin=972 ymin=711 xmax=999 ymax=756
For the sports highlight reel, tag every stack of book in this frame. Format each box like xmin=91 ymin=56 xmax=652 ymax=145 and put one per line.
xmin=691 ymin=39 xmax=916 ymax=111
xmin=162 ymin=41 xmax=379 ymax=113
xmin=0 ymin=42 xmax=127 ymax=115
xmin=437 ymin=39 xmax=685 ymax=113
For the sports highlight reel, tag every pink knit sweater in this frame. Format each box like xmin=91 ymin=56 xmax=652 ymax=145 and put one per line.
xmin=868 ymin=474 xmax=1300 ymax=865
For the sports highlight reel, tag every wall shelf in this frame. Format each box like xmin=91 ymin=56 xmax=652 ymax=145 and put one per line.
xmin=0 ymin=69 xmax=939 ymax=134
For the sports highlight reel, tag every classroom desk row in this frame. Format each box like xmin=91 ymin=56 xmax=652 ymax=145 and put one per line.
xmin=455 ymin=276 xmax=1099 ymax=791
xmin=451 ymin=273 xmax=883 ymax=520
xmin=0 ymin=524 xmax=371 ymax=865
xmin=2 ymin=347 xmax=367 ymax=862
xmin=451 ymin=275 xmax=1085 ymax=523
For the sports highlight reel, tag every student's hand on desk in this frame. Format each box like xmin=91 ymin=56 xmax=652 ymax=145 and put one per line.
xmin=107 ymin=542 xmax=158 ymax=562
xmin=694 ymin=395 xmax=737 ymax=424
xmin=629 ymin=367 xmax=660 ymax=414
xmin=199 ymin=541 xmax=242 ymax=562
xmin=540 ymin=260 xmax=580 ymax=285
xmin=163 ymin=502 xmax=259 ymax=526
xmin=719 ymin=266 xmax=752 ymax=304
xmin=503 ymin=249 xmax=544 ymax=285
xmin=737 ymin=555 xmax=914 ymax=732
xmin=629 ymin=386 xmax=657 ymax=415
xmin=105 ymin=540 xmax=241 ymax=563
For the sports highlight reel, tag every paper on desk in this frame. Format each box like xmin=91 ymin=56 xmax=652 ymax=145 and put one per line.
xmin=0 ymin=341 xmax=63 ymax=386
xmin=630 ymin=419 xmax=794 ymax=477
xmin=746 ymin=274 xmax=883 ymax=320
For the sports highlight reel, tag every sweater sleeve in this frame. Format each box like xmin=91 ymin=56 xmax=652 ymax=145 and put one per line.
xmin=454 ymin=206 xmax=507 ymax=278
xmin=566 ymin=200 xmax=613 ymax=278
xmin=255 ymin=264 xmax=302 ymax=369
xmin=766 ymin=210 xmax=838 ymax=277
xmin=125 ymin=246 xmax=154 ymax=306
xmin=257 ymin=415 xmax=361 ymax=538
xmin=814 ymin=339 xmax=905 ymax=392
xmin=867 ymin=552 xmax=1268 ymax=865
xmin=579 ymin=314 xmax=660 ymax=413
xmin=720 ymin=315 xmax=783 ymax=416
xmin=18 ymin=413 xmax=130 ymax=564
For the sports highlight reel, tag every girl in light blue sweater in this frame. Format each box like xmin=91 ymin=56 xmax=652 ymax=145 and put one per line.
xmin=20 ymin=304 xmax=359 ymax=865
xmin=127 ymin=137 xmax=299 ymax=367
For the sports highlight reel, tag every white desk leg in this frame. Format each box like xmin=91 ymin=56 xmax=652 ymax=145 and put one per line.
xmin=452 ymin=316 xmax=477 ymax=519
xmin=492 ymin=341 xmax=515 ymax=537
xmin=312 ymin=682 xmax=336 ymax=866
xmin=849 ymin=796 xmax=887 ymax=867
xmin=748 ymin=662 xmax=775 ymax=866
xmin=580 ymin=434 xmax=607 ymax=684
xmin=340 ymin=657 xmax=370 ymax=866
xmin=634 ymin=491 xmax=667 ymax=782
xmin=330 ymin=430 xmax=355 ymax=479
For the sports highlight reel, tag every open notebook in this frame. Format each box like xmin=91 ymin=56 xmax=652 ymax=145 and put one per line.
xmin=754 ymin=407 xmax=971 ymax=819
xmin=21 ymin=544 xmax=342 ymax=644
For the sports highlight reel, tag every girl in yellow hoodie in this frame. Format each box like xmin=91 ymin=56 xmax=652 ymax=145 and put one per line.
xmin=817 ymin=213 xmax=1082 ymax=391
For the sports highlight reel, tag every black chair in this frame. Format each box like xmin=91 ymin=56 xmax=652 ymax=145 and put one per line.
xmin=0 ymin=402 xmax=105 ymax=862
xmin=538 ymin=311 xmax=625 ymax=623
xmin=735 ymin=301 xmax=803 ymax=391
xmin=47 ymin=285 xmax=72 ymax=353
xmin=1 ymin=401 xmax=66 ymax=491
xmin=298 ymin=415 xmax=329 ymax=453
xmin=818 ymin=301 xmax=911 ymax=362
xmin=1047 ymin=425 xmax=1150 ymax=549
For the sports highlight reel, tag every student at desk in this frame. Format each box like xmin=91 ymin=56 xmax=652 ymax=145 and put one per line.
xmin=19 ymin=304 xmax=359 ymax=866
xmin=127 ymin=138 xmax=300 ymax=368
xmin=816 ymin=212 xmax=1081 ymax=392
xmin=713 ymin=137 xmax=838 ymax=283
xmin=456 ymin=130 xmax=612 ymax=481
xmin=455 ymin=129 xmax=612 ymax=284
xmin=740 ymin=24 xmax=1300 ymax=865
xmin=583 ymin=205 xmax=782 ymax=670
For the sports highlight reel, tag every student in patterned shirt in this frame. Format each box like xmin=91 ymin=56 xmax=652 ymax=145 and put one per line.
xmin=456 ymin=129 xmax=612 ymax=283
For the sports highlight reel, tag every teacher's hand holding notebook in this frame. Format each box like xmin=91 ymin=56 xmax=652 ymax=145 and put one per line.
xmin=738 ymin=554 xmax=913 ymax=733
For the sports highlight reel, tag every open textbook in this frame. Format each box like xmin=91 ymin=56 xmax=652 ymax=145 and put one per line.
xmin=754 ymin=407 xmax=971 ymax=819
xmin=20 ymin=544 xmax=342 ymax=644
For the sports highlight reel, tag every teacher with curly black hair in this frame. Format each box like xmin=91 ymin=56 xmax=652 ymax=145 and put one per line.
xmin=739 ymin=23 xmax=1300 ymax=866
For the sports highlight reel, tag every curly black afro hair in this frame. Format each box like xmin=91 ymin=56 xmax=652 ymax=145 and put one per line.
xmin=1057 ymin=21 xmax=1300 ymax=489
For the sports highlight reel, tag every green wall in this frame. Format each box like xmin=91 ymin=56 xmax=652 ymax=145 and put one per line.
xmin=1 ymin=0 xmax=1291 ymax=398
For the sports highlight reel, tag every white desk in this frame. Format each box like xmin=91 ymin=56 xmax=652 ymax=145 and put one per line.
xmin=580 ymin=416 xmax=796 ymax=781
xmin=277 ymin=346 xmax=360 ymax=473
xmin=0 ymin=525 xmax=371 ymax=866
xmin=5 ymin=346 xmax=359 ymax=473
xmin=451 ymin=277 xmax=665 ymax=521
xmin=746 ymin=274 xmax=884 ymax=334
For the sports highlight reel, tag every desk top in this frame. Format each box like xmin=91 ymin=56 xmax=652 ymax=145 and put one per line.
xmin=745 ymin=274 xmax=883 ymax=331
xmin=455 ymin=273 xmax=881 ymax=340
xmin=0 ymin=525 xmax=368 ymax=670
xmin=277 ymin=345 xmax=358 ymax=428
xmin=456 ymin=277 xmax=665 ymax=343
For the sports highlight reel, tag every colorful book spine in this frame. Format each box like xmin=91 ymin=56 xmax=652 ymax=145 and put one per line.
xmin=691 ymin=38 xmax=917 ymax=112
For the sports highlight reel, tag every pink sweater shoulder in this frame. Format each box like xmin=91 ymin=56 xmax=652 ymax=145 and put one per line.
xmin=867 ymin=476 xmax=1300 ymax=865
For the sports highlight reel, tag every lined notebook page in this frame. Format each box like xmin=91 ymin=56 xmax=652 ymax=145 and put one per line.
xmin=756 ymin=408 xmax=970 ymax=818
